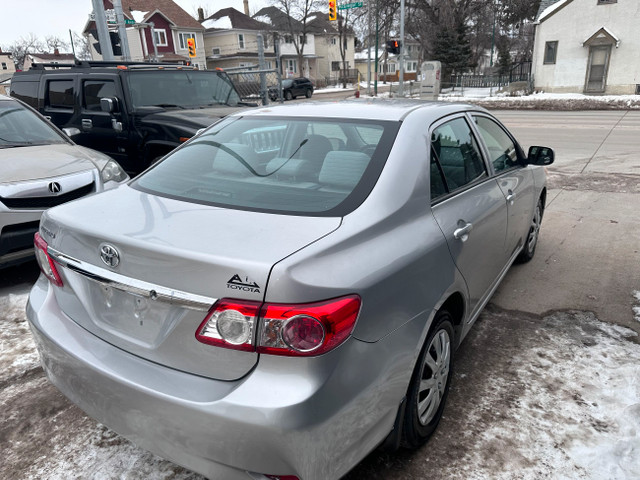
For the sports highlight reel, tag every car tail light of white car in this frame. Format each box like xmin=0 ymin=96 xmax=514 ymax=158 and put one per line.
xmin=34 ymin=232 xmax=63 ymax=287
xmin=196 ymin=295 xmax=361 ymax=357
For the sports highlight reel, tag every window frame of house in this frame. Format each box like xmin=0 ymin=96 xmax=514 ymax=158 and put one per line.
xmin=212 ymin=47 xmax=221 ymax=55
xmin=1 ymin=62 xmax=7 ymax=70
xmin=286 ymin=59 xmax=297 ymax=74
xmin=284 ymin=35 xmax=294 ymax=44
xmin=153 ymin=29 xmax=168 ymax=47
xmin=299 ymin=35 xmax=307 ymax=45
xmin=238 ymin=33 xmax=245 ymax=50
xmin=406 ymin=61 xmax=418 ymax=72
xmin=331 ymin=37 xmax=337 ymax=45
xmin=331 ymin=61 xmax=340 ymax=71
xmin=543 ymin=41 xmax=558 ymax=65
xmin=597 ymin=0 xmax=616 ymax=4
xmin=178 ymin=32 xmax=196 ymax=50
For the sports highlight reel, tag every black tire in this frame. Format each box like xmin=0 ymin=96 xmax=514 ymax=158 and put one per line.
xmin=516 ymin=198 xmax=543 ymax=264
xmin=305 ymin=89 xmax=312 ymax=98
xmin=285 ymin=91 xmax=293 ymax=101
xmin=401 ymin=311 xmax=455 ymax=449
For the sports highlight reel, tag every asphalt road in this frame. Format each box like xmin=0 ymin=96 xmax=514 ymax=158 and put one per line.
xmin=1 ymin=110 xmax=639 ymax=479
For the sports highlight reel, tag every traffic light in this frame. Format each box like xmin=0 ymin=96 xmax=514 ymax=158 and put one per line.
xmin=329 ymin=0 xmax=337 ymax=21
xmin=187 ymin=37 xmax=196 ymax=58
xmin=90 ymin=30 xmax=121 ymax=56
xmin=386 ymin=40 xmax=401 ymax=55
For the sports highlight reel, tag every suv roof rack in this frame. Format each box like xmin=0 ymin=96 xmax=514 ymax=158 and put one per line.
xmin=28 ymin=61 xmax=198 ymax=71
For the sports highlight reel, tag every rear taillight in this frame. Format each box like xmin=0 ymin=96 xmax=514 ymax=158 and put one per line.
xmin=195 ymin=295 xmax=361 ymax=357
xmin=34 ymin=232 xmax=63 ymax=287
xmin=258 ymin=295 xmax=361 ymax=357
xmin=196 ymin=299 xmax=260 ymax=352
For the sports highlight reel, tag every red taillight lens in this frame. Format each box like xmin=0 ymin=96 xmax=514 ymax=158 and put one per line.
xmin=258 ymin=295 xmax=361 ymax=357
xmin=196 ymin=299 xmax=260 ymax=352
xmin=34 ymin=232 xmax=63 ymax=287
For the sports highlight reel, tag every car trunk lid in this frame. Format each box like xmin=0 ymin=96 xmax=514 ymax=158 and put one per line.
xmin=41 ymin=186 xmax=341 ymax=380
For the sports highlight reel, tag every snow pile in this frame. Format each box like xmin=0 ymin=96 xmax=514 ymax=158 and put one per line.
xmin=0 ymin=293 xmax=38 ymax=385
xmin=538 ymin=0 xmax=571 ymax=22
xmin=633 ymin=291 xmax=640 ymax=322
xmin=202 ymin=16 xmax=232 ymax=30
xmin=129 ymin=10 xmax=148 ymax=24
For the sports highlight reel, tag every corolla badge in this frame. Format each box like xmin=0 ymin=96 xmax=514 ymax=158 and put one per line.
xmin=99 ymin=243 xmax=120 ymax=268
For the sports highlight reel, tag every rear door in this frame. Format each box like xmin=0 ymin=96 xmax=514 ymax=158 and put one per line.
xmin=78 ymin=75 xmax=129 ymax=165
xmin=430 ymin=115 xmax=509 ymax=316
xmin=42 ymin=75 xmax=77 ymax=129
xmin=470 ymin=114 xmax=535 ymax=258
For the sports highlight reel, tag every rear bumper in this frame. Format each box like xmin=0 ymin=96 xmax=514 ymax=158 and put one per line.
xmin=0 ymin=210 xmax=42 ymax=267
xmin=27 ymin=276 xmax=420 ymax=480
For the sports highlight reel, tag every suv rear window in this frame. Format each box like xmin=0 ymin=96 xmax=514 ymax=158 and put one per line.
xmin=133 ymin=116 xmax=399 ymax=216
xmin=46 ymin=80 xmax=74 ymax=109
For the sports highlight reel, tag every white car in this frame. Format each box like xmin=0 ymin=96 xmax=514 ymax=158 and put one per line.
xmin=0 ymin=94 xmax=128 ymax=268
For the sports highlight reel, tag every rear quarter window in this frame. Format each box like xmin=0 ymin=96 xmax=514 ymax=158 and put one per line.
xmin=10 ymin=80 xmax=39 ymax=108
xmin=46 ymin=80 xmax=75 ymax=110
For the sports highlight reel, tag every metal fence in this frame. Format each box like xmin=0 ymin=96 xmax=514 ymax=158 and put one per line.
xmin=224 ymin=68 xmax=282 ymax=105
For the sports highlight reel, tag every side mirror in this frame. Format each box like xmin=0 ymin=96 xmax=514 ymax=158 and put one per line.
xmin=100 ymin=97 xmax=119 ymax=113
xmin=527 ymin=146 xmax=554 ymax=166
xmin=62 ymin=127 xmax=81 ymax=138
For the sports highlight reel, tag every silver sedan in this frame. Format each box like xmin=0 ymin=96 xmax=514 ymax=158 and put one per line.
xmin=27 ymin=100 xmax=554 ymax=480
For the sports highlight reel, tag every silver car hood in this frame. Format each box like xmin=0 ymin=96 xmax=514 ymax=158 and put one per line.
xmin=0 ymin=143 xmax=101 ymax=183
xmin=41 ymin=185 xmax=341 ymax=380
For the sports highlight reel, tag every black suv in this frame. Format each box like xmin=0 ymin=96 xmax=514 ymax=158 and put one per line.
xmin=10 ymin=61 xmax=252 ymax=174
xmin=269 ymin=77 xmax=314 ymax=101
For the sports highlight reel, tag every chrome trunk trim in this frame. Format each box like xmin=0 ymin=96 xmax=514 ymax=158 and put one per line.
xmin=48 ymin=247 xmax=216 ymax=311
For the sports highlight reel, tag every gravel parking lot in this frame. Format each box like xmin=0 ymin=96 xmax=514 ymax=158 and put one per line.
xmin=1 ymin=110 xmax=639 ymax=479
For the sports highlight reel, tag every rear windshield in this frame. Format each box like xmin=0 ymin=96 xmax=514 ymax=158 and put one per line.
xmin=133 ymin=116 xmax=400 ymax=216
xmin=0 ymin=100 xmax=67 ymax=148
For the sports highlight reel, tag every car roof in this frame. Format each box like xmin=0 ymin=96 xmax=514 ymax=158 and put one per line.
xmin=237 ymin=99 xmax=486 ymax=122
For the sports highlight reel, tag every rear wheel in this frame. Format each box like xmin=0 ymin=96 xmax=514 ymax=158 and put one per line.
xmin=285 ymin=91 xmax=293 ymax=101
xmin=402 ymin=311 xmax=454 ymax=449
xmin=516 ymin=198 xmax=543 ymax=263
xmin=305 ymin=88 xmax=312 ymax=98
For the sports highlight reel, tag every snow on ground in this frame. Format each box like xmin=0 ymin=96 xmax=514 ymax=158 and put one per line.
xmin=0 ymin=293 xmax=38 ymax=385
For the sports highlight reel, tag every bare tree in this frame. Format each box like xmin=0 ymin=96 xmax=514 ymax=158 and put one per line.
xmin=44 ymin=35 xmax=70 ymax=53
xmin=3 ymin=33 xmax=45 ymax=70
xmin=71 ymin=32 xmax=92 ymax=61
xmin=271 ymin=0 xmax=322 ymax=77
xmin=336 ymin=8 xmax=366 ymax=87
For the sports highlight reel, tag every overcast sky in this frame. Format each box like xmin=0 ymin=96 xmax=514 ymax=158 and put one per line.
xmin=0 ymin=0 xmax=269 ymax=48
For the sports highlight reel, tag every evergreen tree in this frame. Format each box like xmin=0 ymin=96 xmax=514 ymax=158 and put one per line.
xmin=433 ymin=21 xmax=474 ymax=78
xmin=497 ymin=41 xmax=512 ymax=75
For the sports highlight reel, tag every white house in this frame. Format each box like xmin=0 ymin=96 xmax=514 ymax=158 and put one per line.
xmin=532 ymin=0 xmax=640 ymax=94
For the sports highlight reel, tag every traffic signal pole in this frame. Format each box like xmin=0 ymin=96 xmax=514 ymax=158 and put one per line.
xmin=398 ymin=0 xmax=405 ymax=96
xmin=91 ymin=0 xmax=114 ymax=61
xmin=113 ymin=0 xmax=131 ymax=61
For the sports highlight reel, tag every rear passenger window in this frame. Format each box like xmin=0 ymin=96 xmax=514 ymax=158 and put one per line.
xmin=431 ymin=117 xmax=486 ymax=192
xmin=472 ymin=116 xmax=520 ymax=173
xmin=46 ymin=80 xmax=74 ymax=109
xmin=83 ymin=80 xmax=116 ymax=111
xmin=10 ymin=81 xmax=39 ymax=108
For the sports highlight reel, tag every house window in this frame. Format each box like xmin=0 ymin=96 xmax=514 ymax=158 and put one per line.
xmin=406 ymin=61 xmax=417 ymax=72
xmin=597 ymin=0 xmax=616 ymax=4
xmin=153 ymin=29 xmax=168 ymax=46
xmin=543 ymin=41 xmax=558 ymax=64
xmin=284 ymin=35 xmax=293 ymax=44
xmin=238 ymin=34 xmax=245 ymax=49
xmin=1 ymin=62 xmax=6 ymax=70
xmin=178 ymin=32 xmax=196 ymax=50
xmin=331 ymin=61 xmax=340 ymax=71
xmin=212 ymin=48 xmax=221 ymax=55
xmin=331 ymin=37 xmax=337 ymax=45
xmin=299 ymin=35 xmax=307 ymax=45
xmin=286 ymin=59 xmax=297 ymax=74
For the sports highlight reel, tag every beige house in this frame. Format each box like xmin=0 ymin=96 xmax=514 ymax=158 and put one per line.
xmin=306 ymin=13 xmax=355 ymax=82
xmin=532 ymin=0 xmax=640 ymax=94
xmin=0 ymin=48 xmax=16 ymax=74
xmin=202 ymin=8 xmax=276 ymax=71
xmin=23 ymin=50 xmax=75 ymax=70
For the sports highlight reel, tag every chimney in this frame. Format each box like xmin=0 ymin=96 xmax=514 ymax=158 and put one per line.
xmin=243 ymin=0 xmax=249 ymax=16
xmin=54 ymin=48 xmax=60 ymax=56
xmin=197 ymin=7 xmax=204 ymax=22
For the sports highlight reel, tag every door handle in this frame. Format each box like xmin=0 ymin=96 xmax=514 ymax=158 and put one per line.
xmin=44 ymin=115 xmax=52 ymax=121
xmin=453 ymin=221 xmax=473 ymax=241
xmin=506 ymin=189 xmax=515 ymax=205
xmin=81 ymin=118 xmax=93 ymax=130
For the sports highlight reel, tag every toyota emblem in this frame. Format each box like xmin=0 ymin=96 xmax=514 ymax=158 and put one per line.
xmin=99 ymin=244 xmax=120 ymax=268
xmin=48 ymin=182 xmax=62 ymax=194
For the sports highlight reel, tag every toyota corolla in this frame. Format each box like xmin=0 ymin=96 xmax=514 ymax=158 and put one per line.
xmin=27 ymin=100 xmax=554 ymax=480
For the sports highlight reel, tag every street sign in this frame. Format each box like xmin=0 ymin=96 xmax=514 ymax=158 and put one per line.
xmin=338 ymin=2 xmax=363 ymax=9
xmin=89 ymin=10 xmax=135 ymax=25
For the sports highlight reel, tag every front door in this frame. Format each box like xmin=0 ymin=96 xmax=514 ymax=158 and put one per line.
xmin=585 ymin=45 xmax=611 ymax=93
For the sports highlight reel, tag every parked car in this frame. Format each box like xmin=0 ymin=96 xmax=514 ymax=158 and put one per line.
xmin=0 ymin=94 xmax=128 ymax=269
xmin=10 ymin=61 xmax=252 ymax=175
xmin=270 ymin=77 xmax=314 ymax=101
xmin=27 ymin=100 xmax=554 ymax=480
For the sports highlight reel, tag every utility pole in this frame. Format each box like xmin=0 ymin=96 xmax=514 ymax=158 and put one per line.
xmin=91 ymin=0 xmax=113 ymax=61
xmin=374 ymin=9 xmax=379 ymax=96
xmin=366 ymin=0 xmax=372 ymax=95
xmin=257 ymin=33 xmax=267 ymax=105
xmin=113 ymin=0 xmax=131 ymax=61
xmin=398 ymin=0 xmax=405 ymax=96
